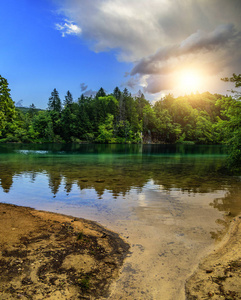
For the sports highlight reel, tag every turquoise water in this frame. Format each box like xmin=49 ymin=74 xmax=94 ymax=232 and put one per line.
xmin=0 ymin=143 xmax=232 ymax=198
xmin=0 ymin=143 xmax=240 ymax=230
xmin=0 ymin=143 xmax=240 ymax=299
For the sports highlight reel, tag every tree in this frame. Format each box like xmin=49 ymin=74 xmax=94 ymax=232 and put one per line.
xmin=96 ymin=114 xmax=115 ymax=143
xmin=195 ymin=111 xmax=214 ymax=144
xmin=63 ymin=90 xmax=73 ymax=108
xmin=135 ymin=91 xmax=149 ymax=121
xmin=96 ymin=87 xmax=106 ymax=98
xmin=113 ymin=86 xmax=121 ymax=101
xmin=28 ymin=103 xmax=36 ymax=119
xmin=32 ymin=111 xmax=54 ymax=141
xmin=219 ymin=74 xmax=241 ymax=173
xmin=77 ymin=95 xmax=92 ymax=137
xmin=143 ymin=105 xmax=157 ymax=142
xmin=48 ymin=89 xmax=62 ymax=113
xmin=0 ymin=75 xmax=16 ymax=137
xmin=221 ymin=73 xmax=241 ymax=98
xmin=60 ymin=103 xmax=79 ymax=142
xmin=47 ymin=89 xmax=62 ymax=137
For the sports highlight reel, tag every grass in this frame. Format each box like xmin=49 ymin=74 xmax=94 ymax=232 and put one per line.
xmin=78 ymin=275 xmax=91 ymax=291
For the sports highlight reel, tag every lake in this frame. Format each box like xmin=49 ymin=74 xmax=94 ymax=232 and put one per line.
xmin=0 ymin=143 xmax=240 ymax=299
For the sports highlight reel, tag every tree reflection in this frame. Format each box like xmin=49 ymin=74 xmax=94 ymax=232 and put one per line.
xmin=48 ymin=172 xmax=62 ymax=196
xmin=0 ymin=144 xmax=239 ymax=244
xmin=0 ymin=155 xmax=238 ymax=200
xmin=0 ymin=144 xmax=239 ymax=216
xmin=0 ymin=167 xmax=14 ymax=193
xmin=211 ymin=181 xmax=241 ymax=216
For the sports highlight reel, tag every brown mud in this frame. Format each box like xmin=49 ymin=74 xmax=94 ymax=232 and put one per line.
xmin=0 ymin=203 xmax=129 ymax=300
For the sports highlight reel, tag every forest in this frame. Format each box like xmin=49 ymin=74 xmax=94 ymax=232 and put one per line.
xmin=0 ymin=74 xmax=240 ymax=172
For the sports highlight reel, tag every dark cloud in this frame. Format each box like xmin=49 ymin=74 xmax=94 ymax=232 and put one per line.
xmin=125 ymin=76 xmax=140 ymax=89
xmin=79 ymin=83 xmax=98 ymax=97
xmin=80 ymin=82 xmax=88 ymax=92
xmin=143 ymin=75 xmax=175 ymax=94
xmin=82 ymin=89 xmax=97 ymax=97
xmin=131 ymin=24 xmax=239 ymax=77
xmin=180 ymin=24 xmax=236 ymax=52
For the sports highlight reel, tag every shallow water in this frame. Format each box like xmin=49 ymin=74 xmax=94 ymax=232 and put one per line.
xmin=0 ymin=144 xmax=240 ymax=299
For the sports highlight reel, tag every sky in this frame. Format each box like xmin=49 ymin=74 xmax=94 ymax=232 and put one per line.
xmin=0 ymin=0 xmax=241 ymax=109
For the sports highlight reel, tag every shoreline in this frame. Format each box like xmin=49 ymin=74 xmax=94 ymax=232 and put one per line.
xmin=1 ymin=202 xmax=241 ymax=299
xmin=0 ymin=203 xmax=130 ymax=300
xmin=185 ymin=215 xmax=241 ymax=299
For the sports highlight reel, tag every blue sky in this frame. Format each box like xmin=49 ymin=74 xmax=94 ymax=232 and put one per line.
xmin=0 ymin=0 xmax=131 ymax=108
xmin=1 ymin=0 xmax=240 ymax=108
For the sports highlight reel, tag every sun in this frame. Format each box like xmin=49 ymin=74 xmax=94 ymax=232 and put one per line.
xmin=179 ymin=70 xmax=202 ymax=93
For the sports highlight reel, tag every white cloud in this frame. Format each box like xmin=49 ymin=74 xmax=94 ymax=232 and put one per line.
xmin=55 ymin=19 xmax=81 ymax=37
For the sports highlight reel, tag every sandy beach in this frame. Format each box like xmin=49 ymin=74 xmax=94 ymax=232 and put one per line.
xmin=1 ymin=202 xmax=241 ymax=299
xmin=186 ymin=215 xmax=241 ymax=299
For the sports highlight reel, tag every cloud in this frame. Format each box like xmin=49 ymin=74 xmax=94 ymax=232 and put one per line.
xmin=180 ymin=23 xmax=236 ymax=52
xmin=55 ymin=19 xmax=81 ymax=37
xmin=131 ymin=24 xmax=238 ymax=77
xmin=125 ymin=76 xmax=140 ymax=89
xmin=82 ymin=89 xmax=97 ymax=97
xmin=54 ymin=0 xmax=241 ymax=58
xmin=54 ymin=0 xmax=241 ymax=94
xmin=143 ymin=75 xmax=175 ymax=94
xmin=79 ymin=83 xmax=97 ymax=97
xmin=129 ymin=23 xmax=241 ymax=93
xmin=80 ymin=83 xmax=88 ymax=92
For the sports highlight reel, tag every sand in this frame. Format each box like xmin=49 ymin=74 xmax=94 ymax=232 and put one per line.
xmin=186 ymin=216 xmax=241 ymax=299
xmin=1 ymin=202 xmax=241 ymax=300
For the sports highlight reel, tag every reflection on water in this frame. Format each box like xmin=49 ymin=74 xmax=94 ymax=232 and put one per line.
xmin=0 ymin=144 xmax=231 ymax=193
xmin=0 ymin=143 xmax=240 ymax=299
xmin=0 ymin=143 xmax=241 ymax=231
xmin=0 ymin=144 xmax=239 ymax=213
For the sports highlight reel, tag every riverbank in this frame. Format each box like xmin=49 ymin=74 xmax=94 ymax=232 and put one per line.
xmin=0 ymin=203 xmax=130 ymax=300
xmin=186 ymin=215 xmax=241 ymax=299
xmin=1 ymin=203 xmax=241 ymax=300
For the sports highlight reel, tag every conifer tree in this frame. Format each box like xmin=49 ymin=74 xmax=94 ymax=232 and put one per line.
xmin=48 ymin=88 xmax=62 ymax=113
xmin=0 ymin=75 xmax=16 ymax=136
xmin=96 ymin=87 xmax=106 ymax=98
xmin=0 ymin=75 xmax=15 ymax=122
xmin=64 ymin=90 xmax=73 ymax=108
xmin=113 ymin=87 xmax=122 ymax=100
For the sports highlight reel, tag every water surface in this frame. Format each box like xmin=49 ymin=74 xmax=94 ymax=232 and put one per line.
xmin=0 ymin=144 xmax=240 ymax=299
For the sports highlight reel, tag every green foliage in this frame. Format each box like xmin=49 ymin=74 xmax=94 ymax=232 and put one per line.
xmin=78 ymin=275 xmax=91 ymax=291
xmin=195 ymin=111 xmax=214 ymax=144
xmin=64 ymin=90 xmax=73 ymax=108
xmin=0 ymin=74 xmax=240 ymax=164
xmin=96 ymin=87 xmax=106 ymax=98
xmin=227 ymin=132 xmax=241 ymax=173
xmin=0 ymin=75 xmax=16 ymax=137
xmin=32 ymin=111 xmax=54 ymax=141
xmin=77 ymin=232 xmax=84 ymax=240
xmin=96 ymin=114 xmax=116 ymax=143
xmin=216 ymin=96 xmax=241 ymax=172
xmin=217 ymin=74 xmax=241 ymax=173
xmin=221 ymin=73 xmax=241 ymax=98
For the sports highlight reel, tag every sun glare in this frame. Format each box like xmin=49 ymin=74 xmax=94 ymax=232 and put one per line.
xmin=179 ymin=70 xmax=202 ymax=94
